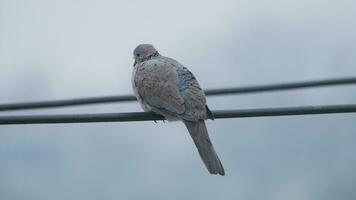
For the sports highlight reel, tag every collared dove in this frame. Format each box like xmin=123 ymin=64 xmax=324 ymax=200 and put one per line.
xmin=132 ymin=44 xmax=225 ymax=176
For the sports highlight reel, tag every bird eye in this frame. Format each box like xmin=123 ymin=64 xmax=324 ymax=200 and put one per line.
xmin=136 ymin=53 xmax=140 ymax=57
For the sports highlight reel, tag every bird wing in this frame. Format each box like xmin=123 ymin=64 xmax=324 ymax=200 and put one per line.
xmin=133 ymin=58 xmax=185 ymax=115
xmin=175 ymin=63 xmax=208 ymax=121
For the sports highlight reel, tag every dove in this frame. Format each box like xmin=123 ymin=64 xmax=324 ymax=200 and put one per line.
xmin=132 ymin=44 xmax=225 ymax=176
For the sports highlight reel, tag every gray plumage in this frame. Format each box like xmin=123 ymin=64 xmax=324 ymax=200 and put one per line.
xmin=132 ymin=44 xmax=224 ymax=176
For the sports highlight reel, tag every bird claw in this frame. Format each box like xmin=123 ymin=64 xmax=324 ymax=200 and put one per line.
xmin=153 ymin=119 xmax=166 ymax=123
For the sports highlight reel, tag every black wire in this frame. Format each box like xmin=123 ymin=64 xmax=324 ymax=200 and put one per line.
xmin=0 ymin=95 xmax=136 ymax=111
xmin=205 ymin=77 xmax=356 ymax=95
xmin=1 ymin=77 xmax=356 ymax=112
xmin=1 ymin=104 xmax=355 ymax=125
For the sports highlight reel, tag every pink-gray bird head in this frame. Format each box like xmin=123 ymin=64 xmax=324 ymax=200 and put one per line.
xmin=133 ymin=44 xmax=160 ymax=66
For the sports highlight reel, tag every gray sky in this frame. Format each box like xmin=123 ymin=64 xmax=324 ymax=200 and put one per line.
xmin=0 ymin=0 xmax=356 ymax=199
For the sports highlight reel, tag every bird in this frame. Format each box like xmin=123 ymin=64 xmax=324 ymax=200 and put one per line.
xmin=131 ymin=44 xmax=225 ymax=176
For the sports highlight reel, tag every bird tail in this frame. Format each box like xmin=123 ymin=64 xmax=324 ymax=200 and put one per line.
xmin=183 ymin=120 xmax=225 ymax=176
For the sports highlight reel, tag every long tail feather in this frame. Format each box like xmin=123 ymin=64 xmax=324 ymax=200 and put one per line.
xmin=183 ymin=120 xmax=225 ymax=176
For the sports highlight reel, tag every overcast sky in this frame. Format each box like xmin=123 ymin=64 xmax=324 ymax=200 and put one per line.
xmin=0 ymin=0 xmax=356 ymax=199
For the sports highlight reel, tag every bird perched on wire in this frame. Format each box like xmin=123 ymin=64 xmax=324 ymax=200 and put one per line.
xmin=131 ymin=44 xmax=225 ymax=175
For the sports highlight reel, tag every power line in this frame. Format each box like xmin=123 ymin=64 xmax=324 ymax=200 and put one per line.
xmin=1 ymin=104 xmax=355 ymax=125
xmin=205 ymin=77 xmax=356 ymax=95
xmin=1 ymin=77 xmax=356 ymax=112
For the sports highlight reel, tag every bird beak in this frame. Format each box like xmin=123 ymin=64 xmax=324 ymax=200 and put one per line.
xmin=133 ymin=60 xmax=137 ymax=67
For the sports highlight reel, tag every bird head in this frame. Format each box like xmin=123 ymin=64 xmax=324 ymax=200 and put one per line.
xmin=133 ymin=44 xmax=160 ymax=66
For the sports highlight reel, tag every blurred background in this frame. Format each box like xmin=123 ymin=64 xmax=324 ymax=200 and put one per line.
xmin=1 ymin=0 xmax=356 ymax=199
